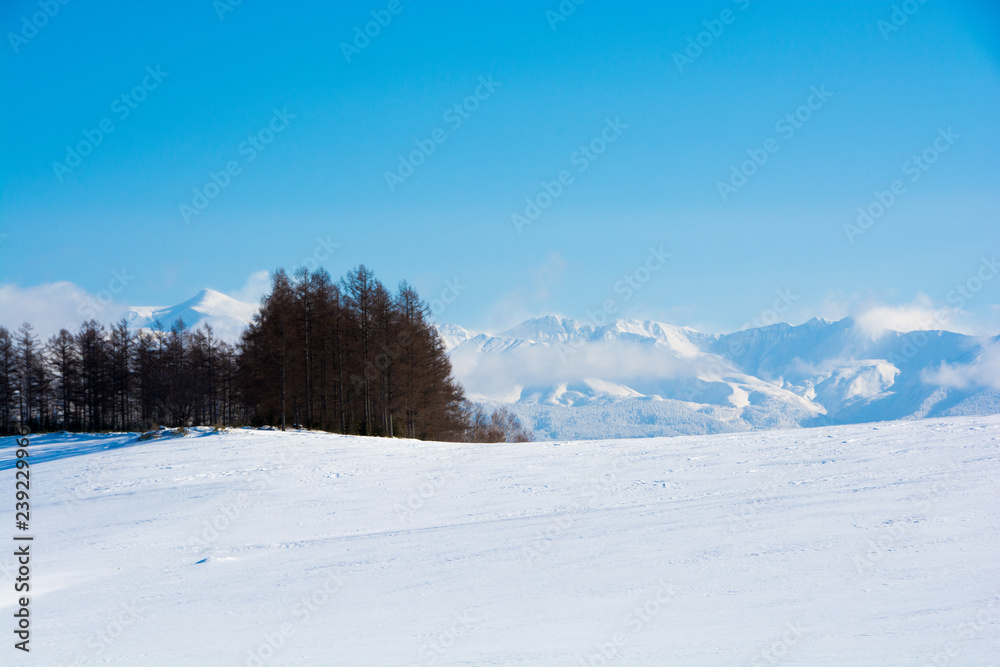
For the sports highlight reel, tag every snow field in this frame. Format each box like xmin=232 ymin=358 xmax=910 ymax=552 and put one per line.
xmin=1 ymin=415 xmax=998 ymax=665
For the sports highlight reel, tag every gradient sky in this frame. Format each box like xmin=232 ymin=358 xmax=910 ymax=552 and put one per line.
xmin=1 ymin=0 xmax=999 ymax=335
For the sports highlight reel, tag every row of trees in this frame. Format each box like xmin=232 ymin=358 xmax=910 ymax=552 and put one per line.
xmin=0 ymin=318 xmax=242 ymax=435
xmin=0 ymin=266 xmax=531 ymax=442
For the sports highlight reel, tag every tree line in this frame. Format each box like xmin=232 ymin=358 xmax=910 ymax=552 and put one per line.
xmin=0 ymin=266 xmax=531 ymax=442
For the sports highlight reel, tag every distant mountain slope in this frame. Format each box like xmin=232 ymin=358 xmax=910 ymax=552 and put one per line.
xmin=443 ymin=316 xmax=1000 ymax=440
xmin=121 ymin=291 xmax=999 ymax=439
xmin=128 ymin=289 xmax=257 ymax=341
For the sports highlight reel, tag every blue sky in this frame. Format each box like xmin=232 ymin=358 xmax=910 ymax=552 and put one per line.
xmin=1 ymin=0 xmax=998 ymax=336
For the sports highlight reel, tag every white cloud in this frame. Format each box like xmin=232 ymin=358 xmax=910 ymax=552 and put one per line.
xmin=0 ymin=270 xmax=267 ymax=342
xmin=812 ymin=293 xmax=854 ymax=323
xmin=483 ymin=253 xmax=568 ymax=332
xmin=853 ymin=293 xmax=958 ymax=336
xmin=0 ymin=282 xmax=131 ymax=340
xmin=228 ymin=270 xmax=271 ymax=305
xmin=923 ymin=340 xmax=1000 ymax=390
xmin=451 ymin=338 xmax=702 ymax=402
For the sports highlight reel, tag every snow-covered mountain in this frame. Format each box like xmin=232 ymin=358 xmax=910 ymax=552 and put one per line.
xmin=123 ymin=291 xmax=1000 ymax=439
xmin=443 ymin=316 xmax=1000 ymax=440
xmin=127 ymin=289 xmax=257 ymax=341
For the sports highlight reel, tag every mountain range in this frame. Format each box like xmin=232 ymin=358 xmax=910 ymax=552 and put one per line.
xmin=441 ymin=315 xmax=1000 ymax=440
xmin=128 ymin=291 xmax=1000 ymax=440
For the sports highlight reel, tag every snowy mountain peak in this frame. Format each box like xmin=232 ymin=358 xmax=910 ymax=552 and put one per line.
xmin=127 ymin=290 xmax=258 ymax=341
xmin=188 ymin=288 xmax=256 ymax=317
xmin=436 ymin=323 xmax=477 ymax=350
xmin=497 ymin=315 xmax=592 ymax=342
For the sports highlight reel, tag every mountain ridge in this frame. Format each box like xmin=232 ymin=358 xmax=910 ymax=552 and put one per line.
xmin=445 ymin=314 xmax=1000 ymax=440
xmin=124 ymin=291 xmax=1000 ymax=439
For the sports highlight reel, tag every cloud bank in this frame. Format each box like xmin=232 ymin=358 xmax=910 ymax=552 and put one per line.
xmin=0 ymin=281 xmax=131 ymax=339
xmin=923 ymin=340 xmax=1000 ymax=390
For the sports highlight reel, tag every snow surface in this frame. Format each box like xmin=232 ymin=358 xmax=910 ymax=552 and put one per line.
xmin=3 ymin=416 xmax=999 ymax=665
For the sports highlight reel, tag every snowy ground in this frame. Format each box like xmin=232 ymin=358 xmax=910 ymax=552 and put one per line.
xmin=2 ymin=416 xmax=999 ymax=666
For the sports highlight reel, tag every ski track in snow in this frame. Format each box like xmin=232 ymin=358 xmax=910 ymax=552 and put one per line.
xmin=2 ymin=416 xmax=999 ymax=666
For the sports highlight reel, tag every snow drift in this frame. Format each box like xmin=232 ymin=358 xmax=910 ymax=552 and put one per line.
xmin=1 ymin=415 xmax=998 ymax=665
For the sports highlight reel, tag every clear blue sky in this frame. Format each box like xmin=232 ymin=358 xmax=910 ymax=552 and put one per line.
xmin=1 ymin=0 xmax=998 ymax=334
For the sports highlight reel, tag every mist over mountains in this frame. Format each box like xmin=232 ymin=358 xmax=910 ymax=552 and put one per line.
xmin=126 ymin=291 xmax=1000 ymax=440
xmin=442 ymin=315 xmax=1000 ymax=440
